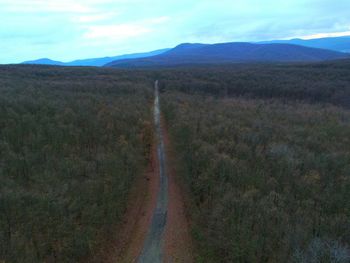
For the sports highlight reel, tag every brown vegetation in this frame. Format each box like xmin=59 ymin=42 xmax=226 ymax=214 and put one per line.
xmin=162 ymin=92 xmax=350 ymax=262
xmin=163 ymin=117 xmax=194 ymax=262
xmin=0 ymin=65 xmax=153 ymax=262
xmin=2 ymin=61 xmax=350 ymax=262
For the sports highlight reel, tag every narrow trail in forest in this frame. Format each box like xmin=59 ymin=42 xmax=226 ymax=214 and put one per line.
xmin=109 ymin=80 xmax=193 ymax=263
xmin=137 ymin=80 xmax=168 ymax=262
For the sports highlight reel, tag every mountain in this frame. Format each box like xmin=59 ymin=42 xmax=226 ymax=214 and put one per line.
xmin=21 ymin=48 xmax=170 ymax=67
xmin=106 ymin=42 xmax=350 ymax=68
xmin=259 ymin=36 xmax=350 ymax=53
xmin=64 ymin=48 xmax=170 ymax=66
xmin=22 ymin=58 xmax=65 ymax=66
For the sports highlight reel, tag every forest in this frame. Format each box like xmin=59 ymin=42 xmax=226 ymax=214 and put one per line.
xmin=0 ymin=65 xmax=153 ymax=262
xmin=160 ymin=61 xmax=350 ymax=262
xmin=1 ymin=61 xmax=350 ymax=262
xmin=157 ymin=60 xmax=350 ymax=108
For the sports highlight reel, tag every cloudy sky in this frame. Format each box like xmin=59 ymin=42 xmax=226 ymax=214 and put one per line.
xmin=1 ymin=0 xmax=350 ymax=63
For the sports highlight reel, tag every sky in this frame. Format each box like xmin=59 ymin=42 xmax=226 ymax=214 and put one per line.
xmin=1 ymin=0 xmax=350 ymax=63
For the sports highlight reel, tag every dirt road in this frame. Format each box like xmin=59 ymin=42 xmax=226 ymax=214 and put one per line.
xmin=109 ymin=80 xmax=193 ymax=263
xmin=138 ymin=80 xmax=168 ymax=262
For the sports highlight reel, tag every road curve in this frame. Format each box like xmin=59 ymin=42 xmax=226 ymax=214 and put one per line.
xmin=138 ymin=80 xmax=168 ymax=263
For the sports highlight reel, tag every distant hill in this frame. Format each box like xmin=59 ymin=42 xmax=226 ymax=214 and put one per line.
xmin=64 ymin=48 xmax=170 ymax=66
xmin=106 ymin=42 xmax=350 ymax=68
xmin=21 ymin=48 xmax=170 ymax=67
xmin=259 ymin=36 xmax=350 ymax=53
xmin=22 ymin=58 xmax=66 ymax=66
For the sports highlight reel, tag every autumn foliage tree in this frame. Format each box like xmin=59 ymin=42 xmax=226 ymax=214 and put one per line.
xmin=0 ymin=65 xmax=153 ymax=262
xmin=162 ymin=91 xmax=350 ymax=262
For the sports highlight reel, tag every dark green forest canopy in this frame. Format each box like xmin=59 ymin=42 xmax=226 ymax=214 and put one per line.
xmin=157 ymin=60 xmax=350 ymax=108
xmin=1 ymin=61 xmax=350 ymax=262
xmin=161 ymin=93 xmax=350 ymax=262
xmin=0 ymin=65 xmax=154 ymax=262
xmin=154 ymin=57 xmax=350 ymax=263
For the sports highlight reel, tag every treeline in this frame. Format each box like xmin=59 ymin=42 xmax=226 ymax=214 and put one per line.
xmin=157 ymin=60 xmax=350 ymax=108
xmin=162 ymin=92 xmax=350 ymax=262
xmin=0 ymin=65 xmax=153 ymax=262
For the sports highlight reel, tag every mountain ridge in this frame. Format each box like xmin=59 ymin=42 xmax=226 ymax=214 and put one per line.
xmin=21 ymin=36 xmax=350 ymax=67
xmin=106 ymin=42 xmax=350 ymax=68
xmin=258 ymin=36 xmax=350 ymax=53
xmin=22 ymin=58 xmax=66 ymax=66
xmin=22 ymin=48 xmax=170 ymax=67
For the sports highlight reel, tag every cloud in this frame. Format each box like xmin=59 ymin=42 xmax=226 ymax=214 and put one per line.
xmin=181 ymin=0 xmax=350 ymax=43
xmin=72 ymin=12 xmax=119 ymax=23
xmin=84 ymin=24 xmax=151 ymax=40
xmin=83 ymin=16 xmax=170 ymax=41
xmin=296 ymin=29 xmax=350 ymax=40
xmin=147 ymin=16 xmax=170 ymax=24
xmin=0 ymin=0 xmax=144 ymax=14
xmin=1 ymin=0 xmax=93 ymax=13
xmin=1 ymin=0 xmax=350 ymax=63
